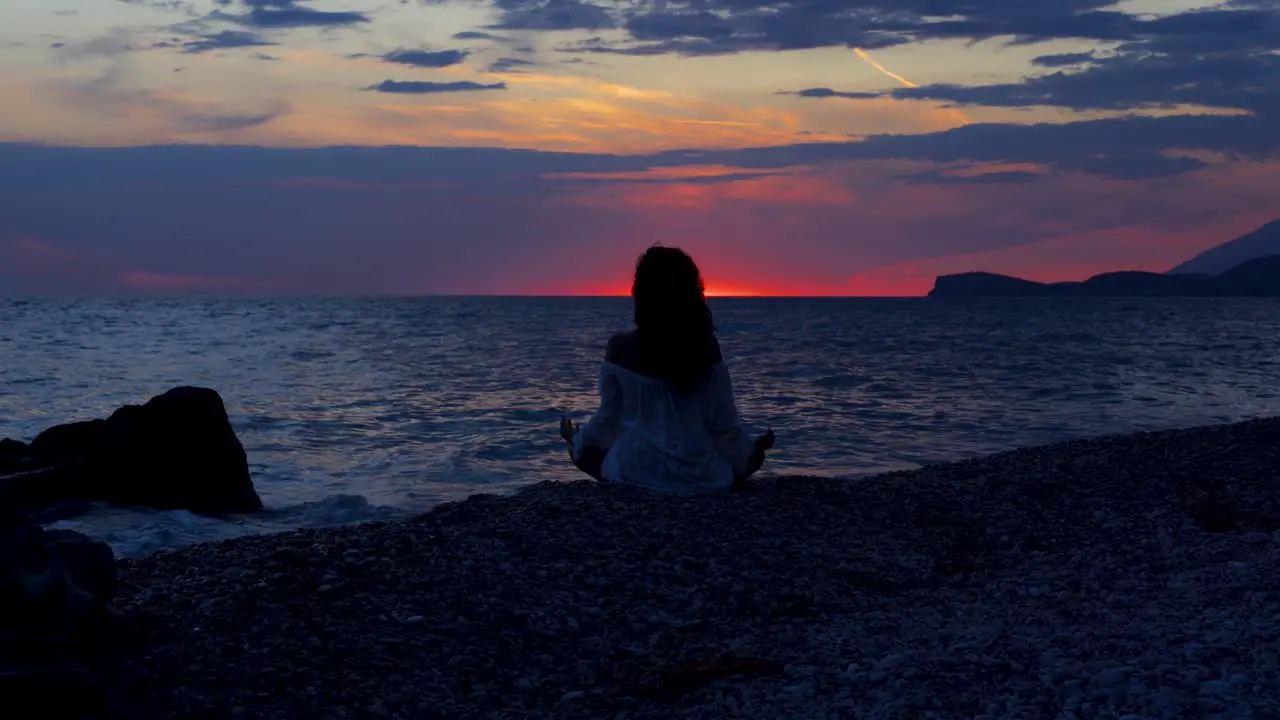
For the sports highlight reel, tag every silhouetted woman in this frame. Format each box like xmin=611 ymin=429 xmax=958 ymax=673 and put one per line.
xmin=560 ymin=245 xmax=775 ymax=492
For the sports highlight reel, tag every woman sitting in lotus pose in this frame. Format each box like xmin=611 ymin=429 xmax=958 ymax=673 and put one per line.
xmin=559 ymin=245 xmax=775 ymax=492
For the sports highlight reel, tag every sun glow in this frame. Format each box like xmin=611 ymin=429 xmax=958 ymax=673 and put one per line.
xmin=704 ymin=284 xmax=768 ymax=297
xmin=554 ymin=280 xmax=838 ymax=298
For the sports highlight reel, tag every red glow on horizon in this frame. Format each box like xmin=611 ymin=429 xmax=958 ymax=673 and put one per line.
xmin=541 ymin=278 xmax=864 ymax=298
xmin=704 ymin=284 xmax=768 ymax=298
xmin=521 ymin=204 xmax=1280 ymax=299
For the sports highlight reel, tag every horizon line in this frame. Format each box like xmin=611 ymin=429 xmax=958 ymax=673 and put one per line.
xmin=0 ymin=293 xmax=921 ymax=300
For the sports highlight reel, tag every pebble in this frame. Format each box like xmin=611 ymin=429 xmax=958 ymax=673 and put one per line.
xmin=1094 ymin=667 xmax=1131 ymax=687
xmin=1199 ymin=680 xmax=1236 ymax=698
xmin=111 ymin=417 xmax=1280 ymax=720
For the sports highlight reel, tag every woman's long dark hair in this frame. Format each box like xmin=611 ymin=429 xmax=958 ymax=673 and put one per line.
xmin=631 ymin=245 xmax=718 ymax=393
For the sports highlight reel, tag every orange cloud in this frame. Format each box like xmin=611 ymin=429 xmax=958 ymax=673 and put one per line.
xmin=940 ymin=162 xmax=1051 ymax=179
xmin=562 ymin=167 xmax=856 ymax=211
xmin=2 ymin=56 xmax=850 ymax=153
xmin=243 ymin=77 xmax=845 ymax=153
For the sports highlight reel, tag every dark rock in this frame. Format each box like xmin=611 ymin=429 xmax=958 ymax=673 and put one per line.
xmin=0 ymin=439 xmax=30 ymax=475
xmin=0 ymin=665 xmax=115 ymax=719
xmin=0 ymin=463 xmax=92 ymax=524
xmin=929 ymin=253 xmax=1280 ymax=297
xmin=45 ymin=530 xmax=119 ymax=611
xmin=29 ymin=421 xmax=113 ymax=468
xmin=19 ymin=387 xmax=262 ymax=516
xmin=928 ymin=271 xmax=1056 ymax=298
xmin=0 ymin=523 xmax=123 ymax=719
xmin=26 ymin=500 xmax=95 ymax=525
xmin=1215 ymin=255 xmax=1280 ymax=296
xmin=96 ymin=387 xmax=261 ymax=514
xmin=0 ymin=524 xmax=48 ymax=615
xmin=1 ymin=525 xmax=118 ymax=639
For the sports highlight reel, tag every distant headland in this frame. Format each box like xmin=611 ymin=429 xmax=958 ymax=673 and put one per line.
xmin=930 ymin=219 xmax=1280 ymax=298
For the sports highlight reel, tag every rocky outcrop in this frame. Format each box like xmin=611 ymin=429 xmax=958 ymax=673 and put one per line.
xmin=0 ymin=438 xmax=30 ymax=476
xmin=0 ymin=522 xmax=122 ymax=719
xmin=1215 ymin=254 xmax=1280 ymax=295
xmin=0 ymin=463 xmax=94 ymax=524
xmin=1077 ymin=270 xmax=1219 ymax=296
xmin=929 ymin=255 xmax=1280 ymax=297
xmin=927 ymin=271 xmax=1059 ymax=297
xmin=0 ymin=387 xmax=262 ymax=522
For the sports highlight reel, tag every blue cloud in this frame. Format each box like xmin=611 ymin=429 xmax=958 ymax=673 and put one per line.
xmin=177 ymin=110 xmax=284 ymax=132
xmin=382 ymin=49 xmax=469 ymax=68
xmin=181 ymin=30 xmax=276 ymax=54
xmin=892 ymin=49 xmax=1280 ymax=117
xmin=453 ymin=31 xmax=505 ymax=41
xmin=363 ymin=80 xmax=507 ymax=94
xmin=489 ymin=0 xmax=615 ymax=31
xmin=212 ymin=0 xmax=369 ymax=28
xmin=562 ymin=0 xmax=1279 ymax=66
xmin=781 ymin=88 xmax=880 ymax=99
xmin=488 ymin=57 xmax=536 ymax=72
xmin=1031 ymin=51 xmax=1098 ymax=68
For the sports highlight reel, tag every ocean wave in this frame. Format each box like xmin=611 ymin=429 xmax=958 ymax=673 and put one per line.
xmin=45 ymin=494 xmax=406 ymax=559
xmin=7 ymin=296 xmax=1280 ymax=555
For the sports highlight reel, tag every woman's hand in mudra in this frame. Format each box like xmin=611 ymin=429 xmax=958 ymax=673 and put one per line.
xmin=560 ymin=416 xmax=604 ymax=482
xmin=736 ymin=428 xmax=775 ymax=490
xmin=559 ymin=416 xmax=577 ymax=446
xmin=755 ymin=428 xmax=776 ymax=453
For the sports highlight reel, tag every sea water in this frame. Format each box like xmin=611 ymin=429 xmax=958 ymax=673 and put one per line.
xmin=3 ymin=296 xmax=1279 ymax=556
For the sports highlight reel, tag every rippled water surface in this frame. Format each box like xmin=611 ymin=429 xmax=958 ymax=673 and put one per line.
xmin=3 ymin=297 xmax=1279 ymax=555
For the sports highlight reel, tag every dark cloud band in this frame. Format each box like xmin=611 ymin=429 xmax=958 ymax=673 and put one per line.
xmin=363 ymin=80 xmax=508 ymax=94
xmin=211 ymin=0 xmax=369 ymax=28
xmin=381 ymin=49 xmax=469 ymax=68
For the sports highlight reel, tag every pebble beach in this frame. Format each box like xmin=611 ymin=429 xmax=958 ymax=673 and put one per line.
xmin=112 ymin=417 xmax=1280 ymax=720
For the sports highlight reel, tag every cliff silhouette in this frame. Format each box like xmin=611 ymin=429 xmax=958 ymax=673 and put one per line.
xmin=930 ymin=219 xmax=1280 ymax=298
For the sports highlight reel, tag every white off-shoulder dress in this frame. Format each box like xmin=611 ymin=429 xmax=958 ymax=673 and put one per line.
xmin=571 ymin=358 xmax=757 ymax=493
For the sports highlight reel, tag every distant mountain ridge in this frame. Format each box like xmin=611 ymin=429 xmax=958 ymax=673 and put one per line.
xmin=929 ymin=255 xmax=1280 ymax=297
xmin=929 ymin=218 xmax=1280 ymax=298
xmin=1170 ymin=219 xmax=1280 ymax=276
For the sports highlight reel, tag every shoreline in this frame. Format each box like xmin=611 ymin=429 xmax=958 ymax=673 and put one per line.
xmin=109 ymin=417 xmax=1280 ymax=718
xmin=51 ymin=413 xmax=1266 ymax=561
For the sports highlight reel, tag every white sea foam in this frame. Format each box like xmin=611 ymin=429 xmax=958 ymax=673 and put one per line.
xmin=47 ymin=494 xmax=406 ymax=558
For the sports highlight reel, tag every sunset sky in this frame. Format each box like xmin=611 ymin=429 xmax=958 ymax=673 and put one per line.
xmin=2 ymin=0 xmax=1278 ymax=295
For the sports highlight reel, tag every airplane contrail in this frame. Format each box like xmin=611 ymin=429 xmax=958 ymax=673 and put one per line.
xmin=853 ymin=47 xmax=970 ymax=125
xmin=853 ymin=48 xmax=919 ymax=88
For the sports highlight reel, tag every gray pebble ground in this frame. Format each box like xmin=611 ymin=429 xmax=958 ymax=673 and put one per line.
xmin=116 ymin=418 xmax=1280 ymax=719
